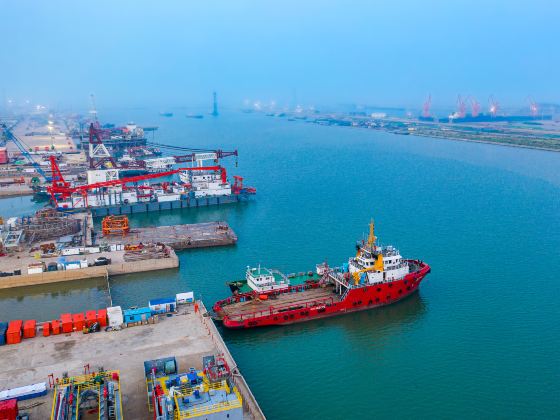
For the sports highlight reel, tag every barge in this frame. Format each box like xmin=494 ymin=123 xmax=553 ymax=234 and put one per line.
xmin=213 ymin=220 xmax=431 ymax=328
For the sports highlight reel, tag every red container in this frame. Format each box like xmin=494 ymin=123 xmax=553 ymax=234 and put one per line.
xmin=51 ymin=320 xmax=61 ymax=335
xmin=42 ymin=322 xmax=51 ymax=337
xmin=0 ymin=147 xmax=8 ymax=165
xmin=0 ymin=398 xmax=18 ymax=420
xmin=85 ymin=310 xmax=97 ymax=327
xmin=23 ymin=320 xmax=37 ymax=338
xmin=60 ymin=313 xmax=73 ymax=333
xmin=6 ymin=320 xmax=22 ymax=345
xmin=72 ymin=313 xmax=85 ymax=331
xmin=97 ymin=309 xmax=108 ymax=327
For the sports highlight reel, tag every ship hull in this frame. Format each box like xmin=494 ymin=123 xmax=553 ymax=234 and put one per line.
xmin=214 ymin=262 xmax=430 ymax=329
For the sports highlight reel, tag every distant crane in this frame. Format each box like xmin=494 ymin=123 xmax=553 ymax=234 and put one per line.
xmin=488 ymin=96 xmax=499 ymax=117
xmin=470 ymin=97 xmax=481 ymax=117
xmin=211 ymin=92 xmax=219 ymax=117
xmin=527 ymin=97 xmax=538 ymax=117
xmin=89 ymin=94 xmax=99 ymax=125
xmin=456 ymin=95 xmax=467 ymax=118
xmin=422 ymin=95 xmax=432 ymax=118
xmin=0 ymin=124 xmax=49 ymax=181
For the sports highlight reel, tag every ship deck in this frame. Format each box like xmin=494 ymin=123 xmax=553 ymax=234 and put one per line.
xmin=221 ymin=285 xmax=338 ymax=319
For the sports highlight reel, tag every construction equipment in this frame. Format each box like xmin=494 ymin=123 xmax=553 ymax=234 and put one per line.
xmin=102 ymin=216 xmax=130 ymax=237
xmin=0 ymin=124 xmax=50 ymax=181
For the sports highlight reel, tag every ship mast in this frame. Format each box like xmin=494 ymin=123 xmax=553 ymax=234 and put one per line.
xmin=367 ymin=219 xmax=376 ymax=249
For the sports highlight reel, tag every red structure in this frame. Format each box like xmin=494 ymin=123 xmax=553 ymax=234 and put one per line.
xmin=456 ymin=95 xmax=467 ymax=118
xmin=471 ymin=98 xmax=481 ymax=117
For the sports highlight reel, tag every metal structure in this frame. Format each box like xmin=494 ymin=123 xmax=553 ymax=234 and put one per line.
xmin=0 ymin=123 xmax=49 ymax=180
xmin=88 ymin=123 xmax=118 ymax=169
xmin=212 ymin=91 xmax=219 ymax=116
xmin=456 ymin=95 xmax=467 ymax=118
xmin=102 ymin=215 xmax=130 ymax=237
xmin=527 ymin=97 xmax=539 ymax=117
xmin=489 ymin=95 xmax=499 ymax=117
xmin=50 ymin=370 xmax=123 ymax=420
xmin=422 ymin=94 xmax=431 ymax=118
xmin=47 ymin=157 xmax=232 ymax=207
xmin=470 ymin=97 xmax=481 ymax=117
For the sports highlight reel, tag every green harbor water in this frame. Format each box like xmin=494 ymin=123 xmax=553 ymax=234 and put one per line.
xmin=1 ymin=111 xmax=559 ymax=419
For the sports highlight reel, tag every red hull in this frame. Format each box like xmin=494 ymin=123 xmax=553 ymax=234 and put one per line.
xmin=214 ymin=261 xmax=430 ymax=329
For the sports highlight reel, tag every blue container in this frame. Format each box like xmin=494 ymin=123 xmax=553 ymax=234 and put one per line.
xmin=0 ymin=322 xmax=7 ymax=346
xmin=148 ymin=297 xmax=177 ymax=315
xmin=123 ymin=307 xmax=152 ymax=324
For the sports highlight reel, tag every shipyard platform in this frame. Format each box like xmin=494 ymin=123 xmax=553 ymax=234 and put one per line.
xmin=100 ymin=221 xmax=238 ymax=250
xmin=0 ymin=302 xmax=265 ymax=419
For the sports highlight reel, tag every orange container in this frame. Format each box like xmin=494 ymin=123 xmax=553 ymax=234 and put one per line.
xmin=72 ymin=313 xmax=85 ymax=331
xmin=51 ymin=320 xmax=61 ymax=335
xmin=23 ymin=320 xmax=36 ymax=339
xmin=42 ymin=322 xmax=51 ymax=337
xmin=7 ymin=320 xmax=22 ymax=345
xmin=60 ymin=313 xmax=73 ymax=333
xmin=97 ymin=309 xmax=108 ymax=327
xmin=85 ymin=310 xmax=97 ymax=327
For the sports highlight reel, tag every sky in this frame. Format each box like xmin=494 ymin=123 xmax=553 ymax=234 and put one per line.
xmin=1 ymin=0 xmax=559 ymax=110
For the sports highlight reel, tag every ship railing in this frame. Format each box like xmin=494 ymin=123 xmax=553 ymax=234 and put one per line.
xmin=269 ymin=269 xmax=289 ymax=283
xmin=227 ymin=296 xmax=336 ymax=321
xmin=215 ymin=281 xmax=319 ymax=308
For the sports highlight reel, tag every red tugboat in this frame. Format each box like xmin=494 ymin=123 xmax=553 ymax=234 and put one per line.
xmin=213 ymin=220 xmax=431 ymax=328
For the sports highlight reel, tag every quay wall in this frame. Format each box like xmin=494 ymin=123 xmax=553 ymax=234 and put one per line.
xmin=0 ymin=251 xmax=179 ymax=290
xmin=198 ymin=301 xmax=266 ymax=420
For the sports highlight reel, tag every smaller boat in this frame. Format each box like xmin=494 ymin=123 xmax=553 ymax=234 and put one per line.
xmin=159 ymin=112 xmax=173 ymax=117
xmin=186 ymin=114 xmax=204 ymax=119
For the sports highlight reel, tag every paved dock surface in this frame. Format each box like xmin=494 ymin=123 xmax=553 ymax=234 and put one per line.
xmin=0 ymin=306 xmax=262 ymax=419
xmin=100 ymin=221 xmax=238 ymax=250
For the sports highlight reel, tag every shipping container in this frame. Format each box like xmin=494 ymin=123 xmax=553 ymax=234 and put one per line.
xmin=97 ymin=309 xmax=108 ymax=327
xmin=0 ymin=322 xmax=7 ymax=346
xmin=0 ymin=399 xmax=18 ymax=419
xmin=176 ymin=292 xmax=194 ymax=304
xmin=51 ymin=320 xmax=61 ymax=335
xmin=72 ymin=313 xmax=85 ymax=331
xmin=123 ymin=307 xmax=152 ymax=324
xmin=23 ymin=320 xmax=36 ymax=338
xmin=107 ymin=306 xmax=123 ymax=328
xmin=60 ymin=313 xmax=72 ymax=333
xmin=42 ymin=322 xmax=51 ymax=337
xmin=7 ymin=320 xmax=22 ymax=345
xmin=148 ymin=297 xmax=177 ymax=314
xmin=85 ymin=310 xmax=97 ymax=327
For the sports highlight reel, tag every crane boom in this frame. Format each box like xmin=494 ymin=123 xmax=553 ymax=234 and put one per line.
xmin=0 ymin=124 xmax=49 ymax=181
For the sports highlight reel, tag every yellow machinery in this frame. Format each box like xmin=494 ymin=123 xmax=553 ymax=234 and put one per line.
xmin=352 ymin=219 xmax=384 ymax=285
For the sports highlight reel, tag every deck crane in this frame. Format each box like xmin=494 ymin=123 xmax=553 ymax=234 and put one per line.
xmin=46 ymin=157 xmax=230 ymax=206
xmin=146 ymin=142 xmax=239 ymax=166
xmin=0 ymin=124 xmax=50 ymax=181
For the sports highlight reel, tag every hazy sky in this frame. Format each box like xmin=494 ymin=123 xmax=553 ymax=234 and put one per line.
xmin=2 ymin=0 xmax=559 ymax=110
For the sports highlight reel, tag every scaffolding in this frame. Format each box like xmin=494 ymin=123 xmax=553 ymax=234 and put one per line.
xmin=102 ymin=215 xmax=130 ymax=237
xmin=17 ymin=209 xmax=81 ymax=245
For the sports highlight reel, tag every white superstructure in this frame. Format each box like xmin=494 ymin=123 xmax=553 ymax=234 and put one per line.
xmin=246 ymin=266 xmax=290 ymax=293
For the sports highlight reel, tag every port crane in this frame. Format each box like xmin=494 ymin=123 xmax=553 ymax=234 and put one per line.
xmin=0 ymin=124 xmax=50 ymax=181
xmin=46 ymin=154 xmax=239 ymax=205
xmin=489 ymin=96 xmax=499 ymax=117
xmin=470 ymin=97 xmax=481 ymax=117
xmin=422 ymin=95 xmax=432 ymax=118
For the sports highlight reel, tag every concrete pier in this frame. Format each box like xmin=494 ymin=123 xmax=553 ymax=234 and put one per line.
xmin=0 ymin=248 xmax=179 ymax=290
xmin=0 ymin=302 xmax=265 ymax=419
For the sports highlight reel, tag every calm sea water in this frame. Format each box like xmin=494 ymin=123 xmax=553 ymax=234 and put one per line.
xmin=1 ymin=111 xmax=559 ymax=419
